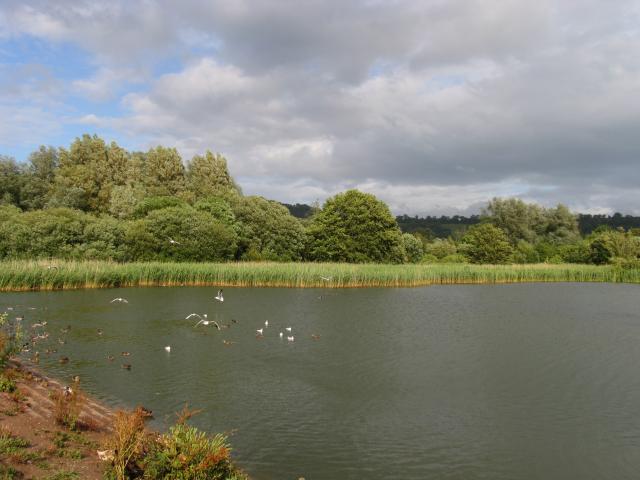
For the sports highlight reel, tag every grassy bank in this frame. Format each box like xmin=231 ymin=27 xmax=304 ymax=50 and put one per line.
xmin=0 ymin=260 xmax=639 ymax=291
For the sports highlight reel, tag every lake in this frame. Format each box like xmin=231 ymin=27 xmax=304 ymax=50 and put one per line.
xmin=3 ymin=283 xmax=640 ymax=479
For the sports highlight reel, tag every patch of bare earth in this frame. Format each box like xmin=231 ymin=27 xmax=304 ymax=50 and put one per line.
xmin=1 ymin=363 xmax=114 ymax=479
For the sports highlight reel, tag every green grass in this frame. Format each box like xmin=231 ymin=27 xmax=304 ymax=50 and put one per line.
xmin=0 ymin=260 xmax=639 ymax=291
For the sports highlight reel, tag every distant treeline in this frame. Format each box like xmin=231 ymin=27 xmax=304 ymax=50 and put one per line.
xmin=1 ymin=134 xmax=639 ymax=266
xmin=284 ymin=205 xmax=640 ymax=238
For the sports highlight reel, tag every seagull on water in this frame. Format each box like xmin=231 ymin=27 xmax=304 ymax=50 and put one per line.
xmin=110 ymin=298 xmax=128 ymax=304
xmin=214 ymin=289 xmax=224 ymax=302
xmin=287 ymin=336 xmax=295 ymax=342
xmin=285 ymin=327 xmax=292 ymax=332
xmin=264 ymin=320 xmax=269 ymax=327
xmin=186 ymin=313 xmax=207 ymax=320
xmin=279 ymin=332 xmax=283 ymax=338
xmin=164 ymin=346 xmax=171 ymax=352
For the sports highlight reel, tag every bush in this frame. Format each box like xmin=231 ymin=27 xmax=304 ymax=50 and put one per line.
xmin=459 ymin=224 xmax=513 ymax=264
xmin=142 ymin=424 xmax=245 ymax=480
xmin=439 ymin=253 xmax=468 ymax=263
xmin=51 ymin=386 xmax=84 ymax=430
xmin=107 ymin=408 xmax=149 ymax=480
xmin=402 ymin=233 xmax=423 ymax=263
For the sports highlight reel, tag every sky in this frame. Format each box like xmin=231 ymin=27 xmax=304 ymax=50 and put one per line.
xmin=1 ymin=0 xmax=639 ymax=216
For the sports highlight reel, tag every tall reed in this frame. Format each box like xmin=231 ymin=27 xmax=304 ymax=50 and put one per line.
xmin=0 ymin=260 xmax=638 ymax=291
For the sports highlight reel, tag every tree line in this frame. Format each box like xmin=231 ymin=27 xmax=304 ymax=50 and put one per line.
xmin=1 ymin=134 xmax=639 ymax=266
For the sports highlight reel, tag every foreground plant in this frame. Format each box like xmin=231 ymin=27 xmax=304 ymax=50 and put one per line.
xmin=103 ymin=405 xmax=247 ymax=480
xmin=50 ymin=386 xmax=84 ymax=430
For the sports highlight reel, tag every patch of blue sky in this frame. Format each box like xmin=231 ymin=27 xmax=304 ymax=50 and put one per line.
xmin=0 ymin=35 xmax=93 ymax=81
xmin=426 ymin=74 xmax=466 ymax=91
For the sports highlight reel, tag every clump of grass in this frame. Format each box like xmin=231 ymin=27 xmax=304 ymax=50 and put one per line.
xmin=106 ymin=408 xmax=149 ymax=480
xmin=0 ymin=464 xmax=22 ymax=479
xmin=0 ymin=427 xmax=30 ymax=454
xmin=50 ymin=387 xmax=84 ymax=431
xmin=0 ymin=375 xmax=16 ymax=393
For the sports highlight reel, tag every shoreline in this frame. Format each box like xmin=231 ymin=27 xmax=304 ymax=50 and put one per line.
xmin=1 ymin=260 xmax=639 ymax=292
xmin=0 ymin=360 xmax=116 ymax=479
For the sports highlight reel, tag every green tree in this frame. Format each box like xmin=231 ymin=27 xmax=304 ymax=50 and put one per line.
xmin=49 ymin=135 xmax=129 ymax=212
xmin=460 ymin=223 xmax=513 ymax=264
xmin=124 ymin=206 xmax=237 ymax=262
xmin=232 ymin=196 xmax=306 ymax=261
xmin=20 ymin=146 xmax=58 ymax=210
xmin=306 ymin=190 xmax=405 ymax=263
xmin=0 ymin=155 xmax=23 ymax=206
xmin=402 ymin=233 xmax=424 ymax=263
xmin=187 ymin=151 xmax=241 ymax=201
xmin=142 ymin=146 xmax=187 ymax=198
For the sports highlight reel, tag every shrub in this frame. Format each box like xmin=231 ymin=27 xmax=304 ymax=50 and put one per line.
xmin=0 ymin=375 xmax=17 ymax=393
xmin=142 ymin=423 xmax=246 ymax=480
xmin=107 ymin=408 xmax=149 ymax=480
xmin=51 ymin=386 xmax=83 ymax=430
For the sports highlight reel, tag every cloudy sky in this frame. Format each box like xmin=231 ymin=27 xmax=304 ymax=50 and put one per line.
xmin=1 ymin=0 xmax=639 ymax=215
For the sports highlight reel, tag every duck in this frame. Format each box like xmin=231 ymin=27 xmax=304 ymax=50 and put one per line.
xmin=59 ymin=356 xmax=69 ymax=364
xmin=121 ymin=364 xmax=132 ymax=370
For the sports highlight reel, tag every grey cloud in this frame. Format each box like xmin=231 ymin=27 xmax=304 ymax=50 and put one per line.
xmin=2 ymin=0 xmax=640 ymax=214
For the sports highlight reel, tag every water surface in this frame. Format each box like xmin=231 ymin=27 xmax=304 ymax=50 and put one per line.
xmin=3 ymin=283 xmax=640 ymax=479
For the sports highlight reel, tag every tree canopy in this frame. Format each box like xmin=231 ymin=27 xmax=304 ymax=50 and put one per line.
xmin=306 ymin=189 xmax=405 ymax=263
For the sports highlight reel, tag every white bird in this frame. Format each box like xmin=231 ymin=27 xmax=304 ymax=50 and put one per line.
xmin=186 ymin=313 xmax=207 ymax=320
xmin=194 ymin=318 xmax=220 ymax=330
xmin=31 ymin=322 xmax=47 ymax=328
xmin=97 ymin=449 xmax=115 ymax=462
xmin=285 ymin=327 xmax=292 ymax=332
xmin=264 ymin=320 xmax=269 ymax=327
xmin=168 ymin=237 xmax=181 ymax=245
xmin=279 ymin=332 xmax=283 ymax=338
xmin=110 ymin=298 xmax=128 ymax=304
xmin=164 ymin=346 xmax=171 ymax=352
xmin=256 ymin=328 xmax=263 ymax=335
xmin=320 ymin=276 xmax=332 ymax=281
xmin=287 ymin=336 xmax=295 ymax=342
xmin=214 ymin=289 xmax=224 ymax=302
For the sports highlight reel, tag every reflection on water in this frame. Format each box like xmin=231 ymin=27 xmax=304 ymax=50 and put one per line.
xmin=3 ymin=283 xmax=640 ymax=480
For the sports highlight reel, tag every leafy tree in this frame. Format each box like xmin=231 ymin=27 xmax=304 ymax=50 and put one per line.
xmin=459 ymin=223 xmax=513 ymax=264
xmin=142 ymin=146 xmax=187 ymax=198
xmin=306 ymin=190 xmax=405 ymax=263
xmin=423 ymin=238 xmax=457 ymax=259
xmin=484 ymin=198 xmax=579 ymax=246
xmin=187 ymin=151 xmax=241 ymax=201
xmin=233 ymin=196 xmax=306 ymax=261
xmin=0 ymin=155 xmax=23 ymax=206
xmin=125 ymin=206 xmax=237 ymax=262
xmin=484 ymin=198 xmax=545 ymax=244
xmin=194 ymin=197 xmax=238 ymax=230
xmin=20 ymin=146 xmax=58 ymax=210
xmin=402 ymin=233 xmax=424 ymax=263
xmin=49 ymin=135 xmax=129 ymax=212
xmin=133 ymin=196 xmax=188 ymax=218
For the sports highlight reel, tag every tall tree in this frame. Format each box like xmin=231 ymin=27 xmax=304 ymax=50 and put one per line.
xmin=460 ymin=223 xmax=513 ymax=264
xmin=306 ymin=189 xmax=405 ymax=263
xmin=20 ymin=146 xmax=58 ymax=210
xmin=142 ymin=146 xmax=187 ymax=198
xmin=49 ymin=134 xmax=129 ymax=212
xmin=187 ymin=151 xmax=240 ymax=200
xmin=0 ymin=156 xmax=23 ymax=206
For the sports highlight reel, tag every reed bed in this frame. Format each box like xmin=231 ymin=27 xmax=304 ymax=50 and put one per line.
xmin=0 ymin=260 xmax=638 ymax=291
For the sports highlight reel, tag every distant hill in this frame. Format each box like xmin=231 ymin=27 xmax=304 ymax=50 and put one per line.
xmin=284 ymin=203 xmax=640 ymax=238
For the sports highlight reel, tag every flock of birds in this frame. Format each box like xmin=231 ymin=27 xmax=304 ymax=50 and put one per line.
xmin=8 ymin=282 xmax=326 ymax=387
